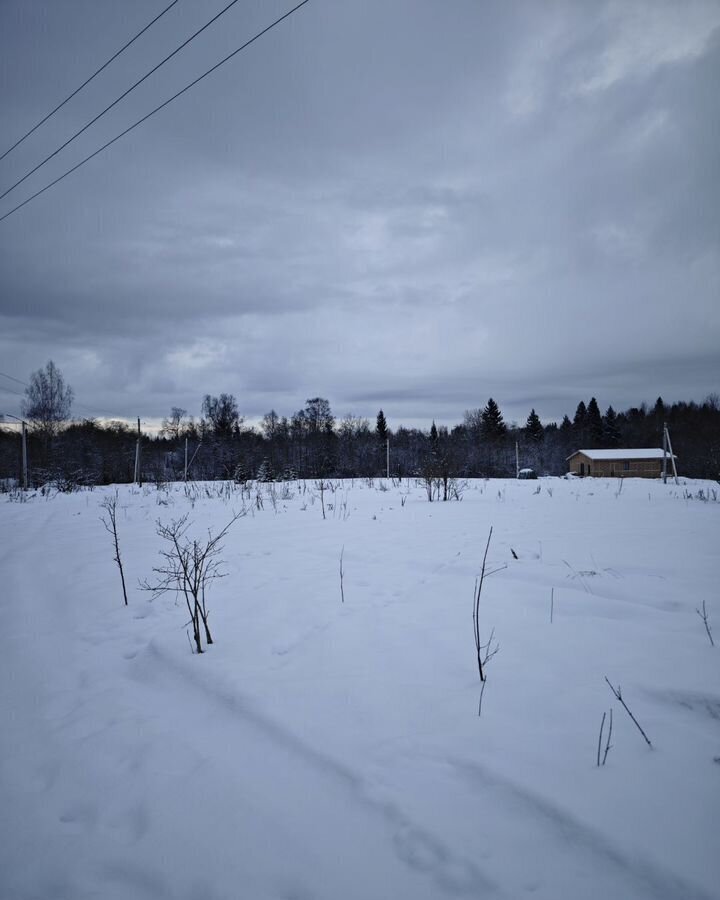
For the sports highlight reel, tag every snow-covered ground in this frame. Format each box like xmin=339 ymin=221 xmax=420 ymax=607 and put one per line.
xmin=1 ymin=476 xmax=718 ymax=900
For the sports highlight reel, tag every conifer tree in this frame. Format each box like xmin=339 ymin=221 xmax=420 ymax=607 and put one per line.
xmin=480 ymin=398 xmax=507 ymax=440
xmin=603 ymin=406 xmax=621 ymax=446
xmin=429 ymin=420 xmax=439 ymax=456
xmin=573 ymin=401 xmax=588 ymax=445
xmin=587 ymin=397 xmax=604 ymax=447
xmin=525 ymin=408 xmax=544 ymax=443
xmin=653 ymin=396 xmax=666 ymax=421
xmin=376 ymin=410 xmax=388 ymax=444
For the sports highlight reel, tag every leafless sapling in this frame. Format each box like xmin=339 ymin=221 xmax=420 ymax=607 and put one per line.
xmin=100 ymin=491 xmax=128 ymax=606
xmin=142 ymin=511 xmax=243 ymax=654
xmin=605 ymin=676 xmax=652 ymax=748
xmin=473 ymin=527 xmax=500 ymax=715
xmin=696 ymin=600 xmax=714 ymax=647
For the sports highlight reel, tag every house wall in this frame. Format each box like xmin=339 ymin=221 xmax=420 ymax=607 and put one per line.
xmin=568 ymin=452 xmax=593 ymax=476
xmin=568 ymin=454 xmax=665 ymax=478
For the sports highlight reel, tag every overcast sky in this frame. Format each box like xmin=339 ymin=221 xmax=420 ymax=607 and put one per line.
xmin=0 ymin=0 xmax=718 ymax=430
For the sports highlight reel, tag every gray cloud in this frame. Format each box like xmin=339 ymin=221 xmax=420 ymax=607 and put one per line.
xmin=0 ymin=0 xmax=718 ymax=430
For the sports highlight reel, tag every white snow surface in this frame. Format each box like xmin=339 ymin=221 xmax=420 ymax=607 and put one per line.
xmin=1 ymin=476 xmax=718 ymax=900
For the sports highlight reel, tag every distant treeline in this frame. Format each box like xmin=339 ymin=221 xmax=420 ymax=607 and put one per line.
xmin=1 ymin=393 xmax=718 ymax=487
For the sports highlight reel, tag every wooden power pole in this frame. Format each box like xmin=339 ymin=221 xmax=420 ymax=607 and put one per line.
xmin=21 ymin=419 xmax=28 ymax=489
xmin=663 ymin=423 xmax=679 ymax=485
xmin=134 ymin=417 xmax=142 ymax=486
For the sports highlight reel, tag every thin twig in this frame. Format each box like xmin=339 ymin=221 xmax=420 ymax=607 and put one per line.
xmin=100 ymin=491 xmax=128 ymax=606
xmin=605 ymin=677 xmax=653 ymax=748
xmin=481 ymin=628 xmax=500 ymax=666
xmin=597 ymin=711 xmax=606 ymax=767
xmin=602 ymin=708 xmax=613 ymax=765
xmin=478 ymin=678 xmax=488 ymax=717
xmin=473 ymin=528 xmax=499 ymax=717
xmin=696 ymin=600 xmax=714 ymax=647
xmin=339 ymin=545 xmax=345 ymax=604
xmin=473 ymin=527 xmax=493 ymax=683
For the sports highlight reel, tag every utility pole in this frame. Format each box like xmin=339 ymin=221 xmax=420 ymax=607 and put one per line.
xmin=1 ymin=413 xmax=28 ymax=488
xmin=386 ymin=437 xmax=390 ymax=479
xmin=186 ymin=440 xmax=203 ymax=482
xmin=663 ymin=423 xmax=679 ymax=485
xmin=134 ymin=417 xmax=142 ymax=486
xmin=184 ymin=436 xmax=188 ymax=482
xmin=516 ymin=441 xmax=520 ymax=478
xmin=21 ymin=419 xmax=28 ymax=489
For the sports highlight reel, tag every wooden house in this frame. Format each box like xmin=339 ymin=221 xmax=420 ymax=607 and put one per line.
xmin=566 ymin=448 xmax=676 ymax=478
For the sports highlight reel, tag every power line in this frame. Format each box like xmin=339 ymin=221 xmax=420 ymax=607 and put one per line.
xmin=0 ymin=384 xmax=25 ymax=397
xmin=0 ymin=370 xmax=29 ymax=387
xmin=0 ymin=0 xmax=246 ymax=202
xmin=0 ymin=0 xmax=181 ymax=163
xmin=0 ymin=368 xmax=124 ymax=420
xmin=0 ymin=368 xmax=177 ymax=425
xmin=0 ymin=0 xmax=311 ymax=223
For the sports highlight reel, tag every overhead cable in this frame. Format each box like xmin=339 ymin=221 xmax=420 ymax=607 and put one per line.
xmin=0 ymin=0 xmax=247 ymax=201
xmin=0 ymin=0 xmax=310 ymax=224
xmin=0 ymin=0 xmax=181 ymax=163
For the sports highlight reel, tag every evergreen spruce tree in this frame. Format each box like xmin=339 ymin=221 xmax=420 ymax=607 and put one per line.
xmin=603 ymin=406 xmax=621 ymax=446
xmin=587 ymin=397 xmax=604 ymax=447
xmin=376 ymin=410 xmax=388 ymax=444
xmin=525 ymin=408 xmax=544 ymax=443
xmin=573 ymin=401 xmax=588 ymax=446
xmin=480 ymin=398 xmax=507 ymax=440
xmin=375 ymin=410 xmax=389 ymax=475
xmin=429 ymin=420 xmax=439 ymax=457
xmin=653 ymin=396 xmax=665 ymax=421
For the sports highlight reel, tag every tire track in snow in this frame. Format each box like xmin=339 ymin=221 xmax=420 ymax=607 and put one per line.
xmin=445 ymin=755 xmax=715 ymax=900
xmin=133 ymin=639 xmax=501 ymax=899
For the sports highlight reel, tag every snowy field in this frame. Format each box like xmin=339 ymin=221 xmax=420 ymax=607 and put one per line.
xmin=1 ymin=475 xmax=718 ymax=900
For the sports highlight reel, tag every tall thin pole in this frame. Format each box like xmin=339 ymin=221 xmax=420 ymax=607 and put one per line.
xmin=184 ymin=436 xmax=188 ymax=481
xmin=516 ymin=441 xmax=520 ymax=478
xmin=21 ymin=420 xmax=28 ymax=489
xmin=664 ymin=425 xmax=679 ymax=485
xmin=386 ymin=437 xmax=390 ymax=479
xmin=135 ymin=417 xmax=142 ymax=486
xmin=662 ymin=422 xmax=668 ymax=484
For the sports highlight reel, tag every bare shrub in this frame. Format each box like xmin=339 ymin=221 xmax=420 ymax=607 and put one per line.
xmin=142 ymin=511 xmax=244 ymax=653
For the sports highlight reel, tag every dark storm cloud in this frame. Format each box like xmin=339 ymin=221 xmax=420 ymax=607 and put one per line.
xmin=0 ymin=0 xmax=718 ymax=428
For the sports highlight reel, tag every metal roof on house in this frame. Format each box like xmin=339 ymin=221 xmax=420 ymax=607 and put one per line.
xmin=566 ymin=448 xmax=675 ymax=461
